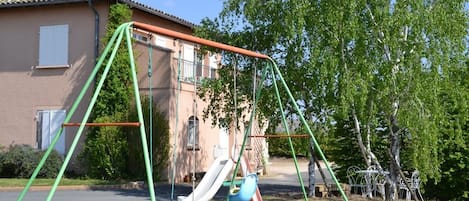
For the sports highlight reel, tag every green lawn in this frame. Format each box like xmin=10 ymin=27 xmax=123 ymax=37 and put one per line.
xmin=0 ymin=178 xmax=118 ymax=187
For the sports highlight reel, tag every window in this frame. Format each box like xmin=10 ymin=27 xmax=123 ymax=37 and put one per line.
xmin=187 ymin=116 xmax=199 ymax=150
xmin=183 ymin=44 xmax=195 ymax=81
xmin=182 ymin=44 xmax=204 ymax=82
xmin=154 ymin=35 xmax=167 ymax=48
xmin=209 ymin=54 xmax=218 ymax=79
xmin=181 ymin=44 xmax=218 ymax=82
xmin=195 ymin=53 xmax=203 ymax=80
xmin=38 ymin=24 xmax=69 ymax=68
xmin=36 ymin=110 xmax=66 ymax=155
xmin=132 ymin=32 xmax=149 ymax=42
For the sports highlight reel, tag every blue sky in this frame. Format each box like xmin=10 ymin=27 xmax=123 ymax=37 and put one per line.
xmin=135 ymin=0 xmax=224 ymax=25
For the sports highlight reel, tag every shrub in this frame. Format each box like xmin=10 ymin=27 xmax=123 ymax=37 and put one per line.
xmin=80 ymin=2 xmax=133 ymax=181
xmin=37 ymin=149 xmax=63 ymax=178
xmin=0 ymin=144 xmax=62 ymax=178
xmin=81 ymin=114 xmax=128 ymax=180
xmin=125 ymin=95 xmax=170 ymax=181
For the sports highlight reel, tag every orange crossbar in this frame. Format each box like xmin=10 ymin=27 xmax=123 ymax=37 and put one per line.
xmin=62 ymin=122 xmax=140 ymax=127
xmin=249 ymin=134 xmax=310 ymax=138
xmin=133 ymin=21 xmax=270 ymax=59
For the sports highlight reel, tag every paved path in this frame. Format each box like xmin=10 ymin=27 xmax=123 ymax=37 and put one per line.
xmin=1 ymin=189 xmax=151 ymax=201
xmin=260 ymin=157 xmax=334 ymax=186
xmin=1 ymin=157 xmax=338 ymax=201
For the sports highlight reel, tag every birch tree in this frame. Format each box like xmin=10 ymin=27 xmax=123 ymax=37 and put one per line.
xmin=196 ymin=0 xmax=468 ymax=200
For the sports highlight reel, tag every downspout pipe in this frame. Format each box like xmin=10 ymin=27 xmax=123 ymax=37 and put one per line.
xmin=88 ymin=0 xmax=99 ymax=63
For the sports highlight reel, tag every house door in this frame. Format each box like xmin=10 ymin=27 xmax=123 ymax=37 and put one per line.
xmin=37 ymin=110 xmax=66 ymax=155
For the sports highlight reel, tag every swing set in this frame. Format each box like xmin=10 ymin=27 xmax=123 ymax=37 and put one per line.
xmin=17 ymin=21 xmax=349 ymax=201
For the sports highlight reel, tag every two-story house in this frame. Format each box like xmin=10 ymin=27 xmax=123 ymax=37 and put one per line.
xmin=0 ymin=0 xmax=267 ymax=182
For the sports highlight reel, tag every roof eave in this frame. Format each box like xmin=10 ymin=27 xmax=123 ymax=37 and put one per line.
xmin=0 ymin=0 xmax=87 ymax=8
xmin=118 ymin=0 xmax=196 ymax=29
xmin=0 ymin=0 xmax=197 ymax=29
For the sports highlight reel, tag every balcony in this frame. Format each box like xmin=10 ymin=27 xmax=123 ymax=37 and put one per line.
xmin=176 ymin=58 xmax=217 ymax=83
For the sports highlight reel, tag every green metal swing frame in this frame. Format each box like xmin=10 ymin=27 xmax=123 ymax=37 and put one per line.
xmin=17 ymin=21 xmax=349 ymax=201
xmin=17 ymin=22 xmax=157 ymax=201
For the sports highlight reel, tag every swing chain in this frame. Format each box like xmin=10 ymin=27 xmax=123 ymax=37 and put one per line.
xmin=147 ymin=33 xmax=153 ymax=78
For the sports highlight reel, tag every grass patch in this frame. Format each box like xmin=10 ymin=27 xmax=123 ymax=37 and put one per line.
xmin=0 ymin=178 xmax=120 ymax=187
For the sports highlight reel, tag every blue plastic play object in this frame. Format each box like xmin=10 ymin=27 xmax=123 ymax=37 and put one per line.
xmin=228 ymin=174 xmax=258 ymax=201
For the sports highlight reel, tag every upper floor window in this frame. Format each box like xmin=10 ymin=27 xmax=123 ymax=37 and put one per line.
xmin=209 ymin=54 xmax=218 ymax=79
xmin=133 ymin=31 xmax=168 ymax=49
xmin=182 ymin=44 xmax=205 ymax=81
xmin=154 ymin=35 xmax=167 ymax=48
xmin=181 ymin=44 xmax=218 ymax=83
xmin=38 ymin=24 xmax=69 ymax=68
xmin=133 ymin=32 xmax=149 ymax=43
xmin=182 ymin=44 xmax=195 ymax=81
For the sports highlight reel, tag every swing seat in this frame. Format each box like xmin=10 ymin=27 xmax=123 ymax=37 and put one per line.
xmin=228 ymin=173 xmax=258 ymax=201
xmin=223 ymin=179 xmax=243 ymax=187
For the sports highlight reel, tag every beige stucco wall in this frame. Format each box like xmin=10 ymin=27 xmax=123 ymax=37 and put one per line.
xmin=131 ymin=10 xmax=235 ymax=182
xmin=133 ymin=38 xmax=225 ymax=181
xmin=0 ymin=1 xmax=265 ymax=183
xmin=0 ymin=2 xmax=110 ymax=153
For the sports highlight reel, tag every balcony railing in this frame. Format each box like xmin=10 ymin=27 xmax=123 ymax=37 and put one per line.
xmin=176 ymin=58 xmax=217 ymax=83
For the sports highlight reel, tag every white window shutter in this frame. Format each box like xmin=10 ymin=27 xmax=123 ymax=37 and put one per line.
xmin=183 ymin=44 xmax=195 ymax=79
xmin=155 ymin=35 xmax=166 ymax=48
xmin=50 ymin=110 xmax=66 ymax=155
xmin=209 ymin=55 xmax=217 ymax=78
xmin=40 ymin=110 xmax=51 ymax=150
xmin=38 ymin=110 xmax=66 ymax=155
xmin=209 ymin=55 xmax=217 ymax=68
xmin=39 ymin=24 xmax=69 ymax=66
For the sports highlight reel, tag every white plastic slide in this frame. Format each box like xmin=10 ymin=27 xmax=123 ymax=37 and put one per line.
xmin=177 ymin=157 xmax=234 ymax=201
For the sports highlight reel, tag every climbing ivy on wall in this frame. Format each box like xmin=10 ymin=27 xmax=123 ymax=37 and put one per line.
xmin=81 ymin=3 xmax=133 ymax=180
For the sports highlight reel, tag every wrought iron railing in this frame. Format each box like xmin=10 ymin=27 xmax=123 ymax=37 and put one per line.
xmin=175 ymin=58 xmax=217 ymax=83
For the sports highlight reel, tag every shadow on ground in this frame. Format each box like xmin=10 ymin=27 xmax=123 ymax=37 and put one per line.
xmin=90 ymin=182 xmax=352 ymax=201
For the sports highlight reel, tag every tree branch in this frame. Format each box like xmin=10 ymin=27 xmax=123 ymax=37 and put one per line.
xmin=387 ymin=149 xmax=421 ymax=201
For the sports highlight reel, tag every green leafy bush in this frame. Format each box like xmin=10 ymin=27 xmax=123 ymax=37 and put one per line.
xmin=0 ymin=144 xmax=62 ymax=178
xmin=125 ymin=96 xmax=170 ymax=181
xmin=81 ymin=114 xmax=128 ymax=180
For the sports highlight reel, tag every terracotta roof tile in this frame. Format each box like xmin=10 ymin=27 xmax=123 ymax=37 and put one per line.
xmin=0 ymin=0 xmax=85 ymax=7
xmin=119 ymin=0 xmax=195 ymax=28
xmin=0 ymin=0 xmax=195 ymax=28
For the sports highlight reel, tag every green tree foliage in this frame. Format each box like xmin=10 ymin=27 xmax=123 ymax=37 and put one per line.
xmin=424 ymin=59 xmax=469 ymax=200
xmin=268 ymin=135 xmax=310 ymax=157
xmin=196 ymin=0 xmax=468 ymax=199
xmin=125 ymin=96 xmax=170 ymax=181
xmin=93 ymin=3 xmax=133 ymax=117
xmin=81 ymin=3 xmax=132 ymax=180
